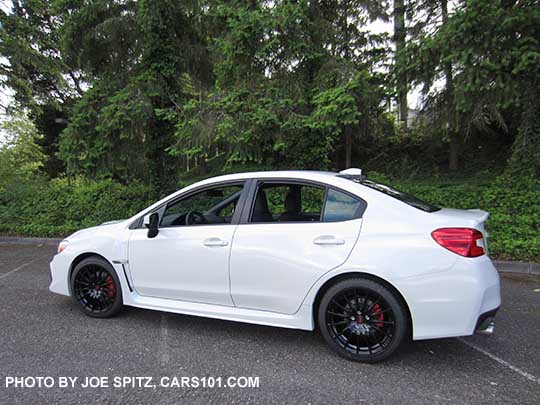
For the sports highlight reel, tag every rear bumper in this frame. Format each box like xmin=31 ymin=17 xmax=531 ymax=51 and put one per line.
xmin=397 ymin=255 xmax=501 ymax=340
xmin=475 ymin=307 xmax=499 ymax=335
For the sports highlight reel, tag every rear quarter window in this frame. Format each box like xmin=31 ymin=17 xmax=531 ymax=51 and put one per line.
xmin=323 ymin=189 xmax=365 ymax=221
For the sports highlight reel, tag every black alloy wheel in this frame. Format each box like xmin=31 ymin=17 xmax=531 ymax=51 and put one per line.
xmin=318 ymin=278 xmax=407 ymax=363
xmin=71 ymin=257 xmax=123 ymax=318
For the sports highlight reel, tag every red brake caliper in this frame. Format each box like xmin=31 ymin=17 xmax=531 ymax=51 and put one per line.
xmin=105 ymin=276 xmax=116 ymax=298
xmin=371 ymin=303 xmax=384 ymax=328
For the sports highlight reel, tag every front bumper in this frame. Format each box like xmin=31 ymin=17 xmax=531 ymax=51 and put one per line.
xmin=49 ymin=252 xmax=72 ymax=296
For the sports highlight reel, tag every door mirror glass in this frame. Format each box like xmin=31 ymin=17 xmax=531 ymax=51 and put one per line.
xmin=144 ymin=212 xmax=159 ymax=238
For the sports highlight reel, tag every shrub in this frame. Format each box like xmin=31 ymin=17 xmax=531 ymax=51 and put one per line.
xmin=0 ymin=177 xmax=153 ymax=237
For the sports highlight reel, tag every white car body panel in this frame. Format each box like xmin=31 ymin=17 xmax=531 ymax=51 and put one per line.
xmin=127 ymin=226 xmax=236 ymax=306
xmin=230 ymin=218 xmax=362 ymax=314
xmin=49 ymin=170 xmax=501 ymax=340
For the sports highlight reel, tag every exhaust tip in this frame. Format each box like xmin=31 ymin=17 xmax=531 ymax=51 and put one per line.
xmin=476 ymin=318 xmax=495 ymax=335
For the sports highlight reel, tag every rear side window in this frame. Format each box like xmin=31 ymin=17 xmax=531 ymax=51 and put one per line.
xmin=323 ymin=189 xmax=364 ymax=222
xmin=249 ymin=181 xmax=365 ymax=223
xmin=250 ymin=183 xmax=325 ymax=223
xmin=361 ymin=180 xmax=440 ymax=212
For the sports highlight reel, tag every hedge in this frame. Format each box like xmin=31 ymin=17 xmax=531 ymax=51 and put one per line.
xmin=0 ymin=177 xmax=153 ymax=237
xmin=1 ymin=174 xmax=538 ymax=261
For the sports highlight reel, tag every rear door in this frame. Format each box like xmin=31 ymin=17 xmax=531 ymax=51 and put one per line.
xmin=229 ymin=180 xmax=366 ymax=314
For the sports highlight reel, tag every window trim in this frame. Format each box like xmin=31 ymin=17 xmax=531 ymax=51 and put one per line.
xmin=240 ymin=178 xmax=367 ymax=225
xmin=130 ymin=179 xmax=251 ymax=229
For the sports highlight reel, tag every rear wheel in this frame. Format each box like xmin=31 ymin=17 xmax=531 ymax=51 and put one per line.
xmin=318 ymin=278 xmax=407 ymax=363
xmin=70 ymin=257 xmax=123 ymax=318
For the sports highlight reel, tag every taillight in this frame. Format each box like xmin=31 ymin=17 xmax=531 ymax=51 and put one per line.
xmin=431 ymin=228 xmax=485 ymax=257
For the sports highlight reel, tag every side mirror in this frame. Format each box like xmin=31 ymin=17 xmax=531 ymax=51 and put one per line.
xmin=143 ymin=212 xmax=159 ymax=238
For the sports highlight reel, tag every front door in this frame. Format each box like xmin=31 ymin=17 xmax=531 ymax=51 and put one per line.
xmin=128 ymin=182 xmax=246 ymax=306
xmin=230 ymin=181 xmax=365 ymax=314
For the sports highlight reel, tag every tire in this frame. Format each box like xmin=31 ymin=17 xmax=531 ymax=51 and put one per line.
xmin=318 ymin=277 xmax=407 ymax=363
xmin=70 ymin=256 xmax=123 ymax=318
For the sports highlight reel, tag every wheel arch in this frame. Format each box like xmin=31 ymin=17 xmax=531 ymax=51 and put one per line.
xmin=312 ymin=272 xmax=413 ymax=337
xmin=68 ymin=252 xmax=116 ymax=287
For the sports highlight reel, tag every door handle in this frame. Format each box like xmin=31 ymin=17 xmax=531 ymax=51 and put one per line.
xmin=203 ymin=238 xmax=229 ymax=247
xmin=313 ymin=235 xmax=345 ymax=245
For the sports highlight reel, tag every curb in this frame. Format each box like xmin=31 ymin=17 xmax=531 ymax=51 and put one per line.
xmin=0 ymin=237 xmax=539 ymax=276
xmin=493 ymin=260 xmax=540 ymax=276
xmin=0 ymin=236 xmax=62 ymax=245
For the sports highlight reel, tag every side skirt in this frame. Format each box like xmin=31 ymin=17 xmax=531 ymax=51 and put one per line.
xmin=124 ymin=292 xmax=314 ymax=331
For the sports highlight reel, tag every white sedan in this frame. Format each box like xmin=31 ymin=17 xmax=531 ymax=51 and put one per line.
xmin=50 ymin=169 xmax=501 ymax=362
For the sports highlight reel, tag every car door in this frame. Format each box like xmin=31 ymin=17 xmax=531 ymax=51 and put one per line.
xmin=229 ymin=180 xmax=366 ymax=314
xmin=127 ymin=182 xmax=247 ymax=306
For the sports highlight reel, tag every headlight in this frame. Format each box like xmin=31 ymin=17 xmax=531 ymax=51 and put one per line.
xmin=57 ymin=240 xmax=69 ymax=254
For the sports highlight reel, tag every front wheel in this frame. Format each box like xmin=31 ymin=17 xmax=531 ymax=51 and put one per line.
xmin=318 ymin=278 xmax=407 ymax=363
xmin=70 ymin=257 xmax=123 ymax=318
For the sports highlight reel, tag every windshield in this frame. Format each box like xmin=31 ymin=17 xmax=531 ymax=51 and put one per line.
xmin=361 ymin=180 xmax=440 ymax=213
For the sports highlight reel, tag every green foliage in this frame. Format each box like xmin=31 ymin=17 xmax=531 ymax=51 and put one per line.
xmin=0 ymin=0 xmax=82 ymax=108
xmin=168 ymin=1 xmax=391 ymax=170
xmin=0 ymin=177 xmax=153 ymax=237
xmin=0 ymin=112 xmax=46 ymax=189
xmin=506 ymin=87 xmax=540 ymax=178
xmin=58 ymin=79 xmax=150 ymax=181
xmin=406 ymin=0 xmax=540 ymax=173
xmin=2 ymin=0 xmax=538 ymax=181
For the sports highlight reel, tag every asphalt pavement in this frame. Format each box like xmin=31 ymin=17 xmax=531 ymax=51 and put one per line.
xmin=0 ymin=242 xmax=539 ymax=404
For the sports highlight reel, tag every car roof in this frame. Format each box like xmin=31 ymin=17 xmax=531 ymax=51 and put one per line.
xmin=199 ymin=170 xmax=339 ymax=183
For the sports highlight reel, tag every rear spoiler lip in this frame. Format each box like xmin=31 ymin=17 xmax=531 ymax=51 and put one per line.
xmin=467 ymin=209 xmax=490 ymax=224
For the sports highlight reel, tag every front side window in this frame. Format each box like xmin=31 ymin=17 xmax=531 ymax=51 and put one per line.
xmin=250 ymin=182 xmax=325 ymax=223
xmin=160 ymin=184 xmax=244 ymax=227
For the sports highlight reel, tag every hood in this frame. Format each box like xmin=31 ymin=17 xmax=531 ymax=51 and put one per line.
xmin=66 ymin=219 xmax=127 ymax=241
xmin=100 ymin=219 xmax=126 ymax=226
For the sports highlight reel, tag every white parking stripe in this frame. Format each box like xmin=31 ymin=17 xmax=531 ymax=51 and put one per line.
xmin=459 ymin=338 xmax=540 ymax=385
xmin=159 ymin=313 xmax=170 ymax=366
xmin=0 ymin=254 xmax=50 ymax=280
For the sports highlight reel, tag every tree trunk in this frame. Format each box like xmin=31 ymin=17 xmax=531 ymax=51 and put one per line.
xmin=394 ymin=0 xmax=408 ymax=128
xmin=145 ymin=108 xmax=178 ymax=195
xmin=345 ymin=128 xmax=352 ymax=169
xmin=441 ymin=0 xmax=459 ymax=171
xmin=199 ymin=156 xmax=208 ymax=175
xmin=449 ymin=138 xmax=459 ymax=171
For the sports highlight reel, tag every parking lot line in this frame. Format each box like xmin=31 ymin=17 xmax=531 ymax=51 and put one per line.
xmin=159 ymin=313 xmax=170 ymax=366
xmin=0 ymin=254 xmax=50 ymax=280
xmin=458 ymin=338 xmax=540 ymax=385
